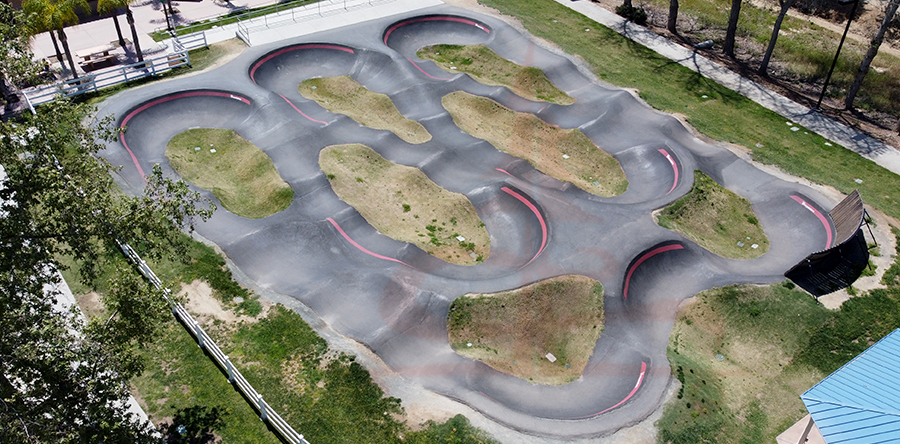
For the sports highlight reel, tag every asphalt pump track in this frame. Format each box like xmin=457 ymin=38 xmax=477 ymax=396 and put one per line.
xmin=98 ymin=5 xmax=839 ymax=439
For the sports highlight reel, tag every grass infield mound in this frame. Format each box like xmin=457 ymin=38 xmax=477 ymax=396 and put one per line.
xmin=299 ymin=76 xmax=432 ymax=144
xmin=320 ymin=143 xmax=489 ymax=265
xmin=443 ymin=91 xmax=627 ymax=197
xmin=166 ymin=128 xmax=293 ymax=219
xmin=448 ymin=275 xmax=604 ymax=385
xmin=417 ymin=44 xmax=575 ymax=105
xmin=657 ymin=171 xmax=769 ymax=259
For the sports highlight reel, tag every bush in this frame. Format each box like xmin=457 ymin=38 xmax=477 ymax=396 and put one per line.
xmin=615 ymin=4 xmax=648 ymax=24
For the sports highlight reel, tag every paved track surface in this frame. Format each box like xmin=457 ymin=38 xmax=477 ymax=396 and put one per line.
xmin=98 ymin=5 xmax=837 ymax=439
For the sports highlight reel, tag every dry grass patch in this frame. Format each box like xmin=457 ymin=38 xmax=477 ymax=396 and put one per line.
xmin=657 ymin=171 xmax=769 ymax=259
xmin=299 ymin=76 xmax=431 ymax=144
xmin=417 ymin=44 xmax=575 ymax=105
xmin=166 ymin=128 xmax=293 ymax=219
xmin=442 ymin=91 xmax=627 ymax=197
xmin=320 ymin=143 xmax=489 ymax=265
xmin=447 ymin=275 xmax=604 ymax=385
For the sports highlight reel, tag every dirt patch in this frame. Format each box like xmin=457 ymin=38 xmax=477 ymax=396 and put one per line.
xmin=198 ymin=39 xmax=247 ymax=72
xmin=180 ymin=280 xmax=264 ymax=326
xmin=281 ymin=354 xmax=308 ymax=395
xmin=299 ymin=76 xmax=431 ymax=144
xmin=74 ymin=291 xmax=107 ymax=320
xmin=448 ymin=275 xmax=604 ymax=385
xmin=320 ymin=143 xmax=490 ymax=265
xmin=443 ymin=91 xmax=628 ymax=197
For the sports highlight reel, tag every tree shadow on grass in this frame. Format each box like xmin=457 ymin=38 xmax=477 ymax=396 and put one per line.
xmin=161 ymin=405 xmax=228 ymax=444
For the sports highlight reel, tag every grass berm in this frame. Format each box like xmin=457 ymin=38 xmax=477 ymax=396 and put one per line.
xmin=448 ymin=275 xmax=604 ymax=385
xmin=320 ymin=143 xmax=489 ymax=265
xmin=166 ymin=128 xmax=294 ymax=219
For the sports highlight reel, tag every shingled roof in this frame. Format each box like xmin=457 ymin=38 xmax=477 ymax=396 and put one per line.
xmin=801 ymin=329 xmax=900 ymax=444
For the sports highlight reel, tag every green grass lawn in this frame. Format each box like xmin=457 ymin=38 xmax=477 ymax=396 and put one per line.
xmin=660 ymin=229 xmax=900 ymax=443
xmin=660 ymin=282 xmax=831 ymax=444
xmin=417 ymin=44 xmax=575 ymax=105
xmin=657 ymin=171 xmax=769 ymax=259
xmin=478 ymin=0 xmax=900 ymax=222
xmin=133 ymin=302 xmax=500 ymax=444
xmin=59 ymin=231 xmax=264 ymax=316
xmin=132 ymin=319 xmax=281 ymax=444
xmin=166 ymin=128 xmax=294 ymax=219
xmin=62 ymin=230 xmax=497 ymax=443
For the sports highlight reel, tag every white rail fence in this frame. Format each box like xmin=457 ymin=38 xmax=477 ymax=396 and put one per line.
xmin=172 ymin=32 xmax=209 ymax=52
xmin=21 ymin=32 xmax=210 ymax=113
xmin=117 ymin=241 xmax=311 ymax=444
xmin=236 ymin=19 xmax=251 ymax=46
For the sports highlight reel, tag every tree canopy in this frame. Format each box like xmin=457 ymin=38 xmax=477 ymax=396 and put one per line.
xmin=1 ymin=5 xmax=214 ymax=440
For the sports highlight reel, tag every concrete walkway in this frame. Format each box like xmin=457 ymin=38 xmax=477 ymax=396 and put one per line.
xmin=555 ymin=0 xmax=900 ymax=177
xmin=158 ymin=0 xmax=443 ymax=49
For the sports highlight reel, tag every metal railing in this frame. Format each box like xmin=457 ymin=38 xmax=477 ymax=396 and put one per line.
xmin=118 ymin=241 xmax=311 ymax=444
xmin=157 ymin=0 xmax=319 ymax=37
xmin=22 ymin=50 xmax=193 ymax=108
xmin=173 ymin=31 xmax=209 ymax=51
xmin=236 ymin=19 xmax=251 ymax=46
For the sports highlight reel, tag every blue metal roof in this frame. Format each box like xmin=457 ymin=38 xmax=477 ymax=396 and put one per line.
xmin=802 ymin=329 xmax=900 ymax=444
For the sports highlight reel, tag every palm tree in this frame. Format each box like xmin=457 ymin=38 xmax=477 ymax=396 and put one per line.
xmin=23 ymin=6 xmax=64 ymax=75
xmin=23 ymin=0 xmax=90 ymax=80
xmin=97 ymin=0 xmax=143 ymax=62
xmin=97 ymin=0 xmax=126 ymax=49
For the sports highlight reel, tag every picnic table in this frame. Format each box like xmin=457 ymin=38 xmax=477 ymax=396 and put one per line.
xmin=75 ymin=45 xmax=118 ymax=71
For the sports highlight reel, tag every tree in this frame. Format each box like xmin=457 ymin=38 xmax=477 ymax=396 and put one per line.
xmin=1 ymin=32 xmax=213 ymax=440
xmin=723 ymin=0 xmax=743 ymax=58
xmin=23 ymin=0 xmax=90 ymax=79
xmin=1 ymin=5 xmax=40 ymax=106
xmin=97 ymin=0 xmax=143 ymax=62
xmin=668 ymin=0 xmax=679 ymax=34
xmin=1 ymin=99 xmax=213 ymax=442
xmin=758 ymin=0 xmax=798 ymax=75
xmin=97 ymin=0 xmax=126 ymax=49
xmin=844 ymin=0 xmax=900 ymax=110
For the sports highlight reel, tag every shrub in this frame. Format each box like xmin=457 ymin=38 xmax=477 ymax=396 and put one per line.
xmin=615 ymin=4 xmax=648 ymax=24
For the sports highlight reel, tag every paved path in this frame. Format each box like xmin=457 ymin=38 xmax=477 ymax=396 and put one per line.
xmin=554 ymin=0 xmax=900 ymax=176
xmin=158 ymin=0 xmax=443 ymax=49
xmin=96 ymin=5 xmax=839 ymax=438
